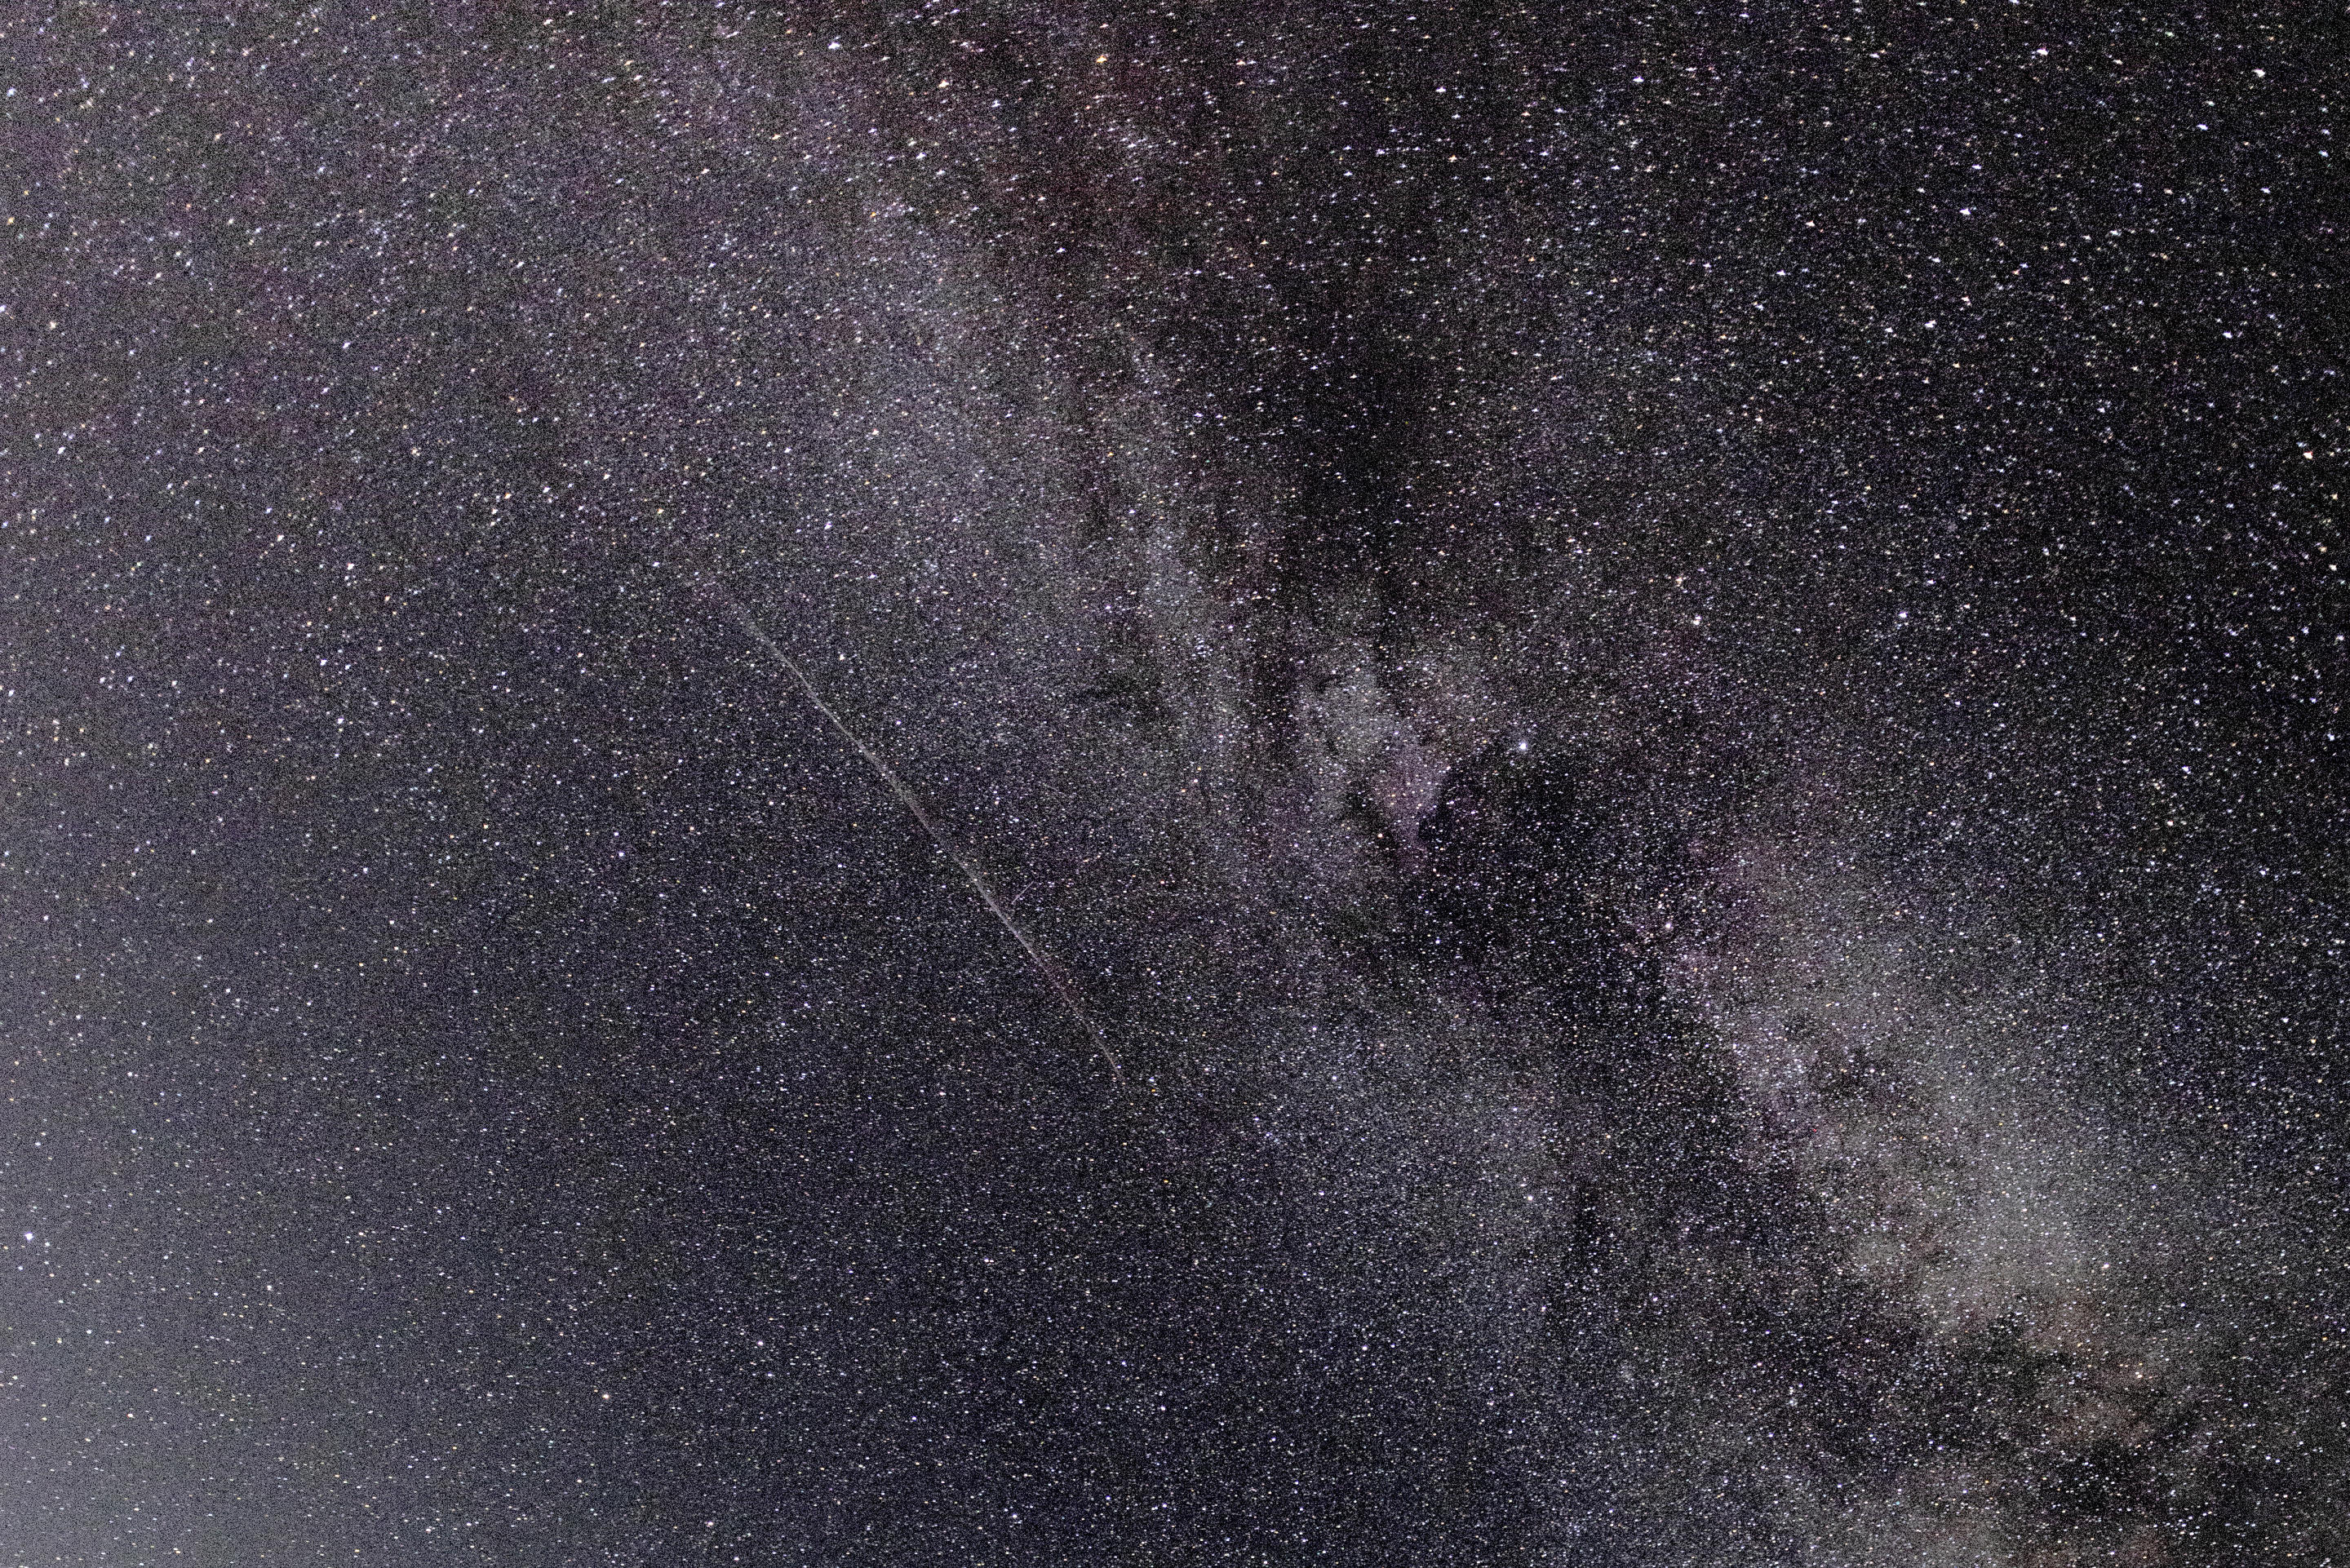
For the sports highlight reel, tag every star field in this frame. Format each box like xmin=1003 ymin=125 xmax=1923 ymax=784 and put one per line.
xmin=2 ymin=2 xmax=2344 ymax=1563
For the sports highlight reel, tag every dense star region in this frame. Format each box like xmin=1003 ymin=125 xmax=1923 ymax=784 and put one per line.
xmin=2 ymin=1 xmax=2345 ymax=1563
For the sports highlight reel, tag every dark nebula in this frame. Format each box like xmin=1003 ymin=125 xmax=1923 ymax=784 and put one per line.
xmin=2 ymin=2 xmax=2343 ymax=1562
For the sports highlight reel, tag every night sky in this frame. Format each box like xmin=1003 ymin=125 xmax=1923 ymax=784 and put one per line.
xmin=3 ymin=1 xmax=2346 ymax=1562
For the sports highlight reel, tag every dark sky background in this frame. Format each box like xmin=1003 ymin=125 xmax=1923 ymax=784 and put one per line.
xmin=2 ymin=1 xmax=2345 ymax=1562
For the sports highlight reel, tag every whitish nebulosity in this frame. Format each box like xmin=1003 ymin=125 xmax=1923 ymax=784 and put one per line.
xmin=2 ymin=2 xmax=2342 ymax=1563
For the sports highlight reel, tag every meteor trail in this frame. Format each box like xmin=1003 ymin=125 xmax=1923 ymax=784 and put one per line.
xmin=675 ymin=558 xmax=1124 ymax=1089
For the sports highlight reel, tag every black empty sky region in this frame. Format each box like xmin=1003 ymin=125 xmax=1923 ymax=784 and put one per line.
xmin=2 ymin=2 xmax=2345 ymax=1563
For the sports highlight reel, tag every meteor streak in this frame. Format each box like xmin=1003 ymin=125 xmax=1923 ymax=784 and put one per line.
xmin=675 ymin=558 xmax=1124 ymax=1089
